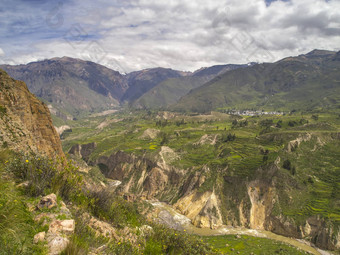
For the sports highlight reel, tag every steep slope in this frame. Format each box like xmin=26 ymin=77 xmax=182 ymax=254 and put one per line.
xmin=174 ymin=50 xmax=340 ymax=113
xmin=0 ymin=69 xmax=64 ymax=157
xmin=63 ymin=111 xmax=340 ymax=250
xmin=134 ymin=64 xmax=248 ymax=109
xmin=122 ymin=67 xmax=188 ymax=103
xmin=1 ymin=57 xmax=128 ymax=118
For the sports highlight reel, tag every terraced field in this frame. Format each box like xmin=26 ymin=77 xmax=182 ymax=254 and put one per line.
xmin=58 ymin=109 xmax=340 ymax=252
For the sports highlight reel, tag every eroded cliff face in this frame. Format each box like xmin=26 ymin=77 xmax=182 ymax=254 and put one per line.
xmin=69 ymin=142 xmax=96 ymax=162
xmin=70 ymin=142 xmax=340 ymax=250
xmin=0 ymin=69 xmax=64 ymax=158
xmin=175 ymin=190 xmax=223 ymax=229
xmin=247 ymin=181 xmax=275 ymax=230
xmin=93 ymin=149 xmax=185 ymax=201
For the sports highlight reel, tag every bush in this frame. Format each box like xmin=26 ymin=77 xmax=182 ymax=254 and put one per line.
xmin=221 ymin=133 xmax=236 ymax=142
xmin=259 ymin=119 xmax=273 ymax=127
xmin=288 ymin=121 xmax=297 ymax=127
xmin=87 ymin=189 xmax=142 ymax=228
xmin=282 ymin=159 xmax=291 ymax=170
xmin=276 ymin=120 xmax=282 ymax=128
xmin=6 ymin=152 xmax=83 ymax=200
xmin=159 ymin=132 xmax=169 ymax=145
xmin=6 ymin=152 xmax=57 ymax=196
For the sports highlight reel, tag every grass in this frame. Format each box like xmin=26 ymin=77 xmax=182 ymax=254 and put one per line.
xmin=2 ymin=108 xmax=340 ymax=253
xmin=1 ymin=149 xmax=216 ymax=254
xmin=56 ymin=109 xmax=340 ymax=251
xmin=0 ymin=152 xmax=47 ymax=254
xmin=172 ymin=52 xmax=340 ymax=113
xmin=202 ymin=235 xmax=310 ymax=255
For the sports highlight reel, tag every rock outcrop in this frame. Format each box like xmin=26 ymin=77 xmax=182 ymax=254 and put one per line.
xmin=175 ymin=190 xmax=223 ymax=229
xmin=247 ymin=181 xmax=275 ymax=230
xmin=37 ymin=193 xmax=58 ymax=210
xmin=69 ymin=142 xmax=97 ymax=162
xmin=139 ymin=128 xmax=160 ymax=140
xmin=0 ymin=69 xmax=64 ymax=158
xmin=33 ymin=194 xmax=75 ymax=255
xmin=69 ymin=140 xmax=340 ymax=251
xmin=287 ymin=133 xmax=312 ymax=152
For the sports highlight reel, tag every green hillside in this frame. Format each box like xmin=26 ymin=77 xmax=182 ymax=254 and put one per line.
xmin=134 ymin=64 xmax=248 ymax=109
xmin=133 ymin=76 xmax=208 ymax=109
xmin=122 ymin=68 xmax=186 ymax=102
xmin=173 ymin=50 xmax=340 ymax=113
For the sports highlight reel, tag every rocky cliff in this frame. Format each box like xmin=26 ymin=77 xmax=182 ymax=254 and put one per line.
xmin=0 ymin=69 xmax=64 ymax=158
xmin=70 ymin=141 xmax=340 ymax=251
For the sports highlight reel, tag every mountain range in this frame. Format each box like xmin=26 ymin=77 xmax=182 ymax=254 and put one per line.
xmin=1 ymin=49 xmax=339 ymax=118
xmin=174 ymin=50 xmax=340 ymax=113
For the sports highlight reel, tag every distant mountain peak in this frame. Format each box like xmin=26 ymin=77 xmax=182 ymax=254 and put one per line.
xmin=305 ymin=49 xmax=336 ymax=56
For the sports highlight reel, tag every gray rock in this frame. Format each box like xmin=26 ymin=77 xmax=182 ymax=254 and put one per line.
xmin=37 ymin=193 xmax=57 ymax=210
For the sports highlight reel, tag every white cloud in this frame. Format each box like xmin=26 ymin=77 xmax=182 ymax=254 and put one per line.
xmin=0 ymin=0 xmax=340 ymax=72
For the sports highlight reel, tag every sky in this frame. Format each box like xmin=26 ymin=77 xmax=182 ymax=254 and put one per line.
xmin=0 ymin=0 xmax=339 ymax=73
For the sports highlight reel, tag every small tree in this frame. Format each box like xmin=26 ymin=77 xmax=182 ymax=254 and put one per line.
xmin=283 ymin=159 xmax=291 ymax=170
xmin=288 ymin=121 xmax=297 ymax=127
xmin=276 ymin=120 xmax=282 ymax=128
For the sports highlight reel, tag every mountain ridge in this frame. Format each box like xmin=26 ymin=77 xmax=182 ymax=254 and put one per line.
xmin=133 ymin=63 xmax=251 ymax=109
xmin=173 ymin=50 xmax=340 ymax=113
xmin=1 ymin=49 xmax=339 ymax=117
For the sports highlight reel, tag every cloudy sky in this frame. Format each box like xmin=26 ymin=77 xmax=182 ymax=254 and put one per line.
xmin=0 ymin=0 xmax=339 ymax=73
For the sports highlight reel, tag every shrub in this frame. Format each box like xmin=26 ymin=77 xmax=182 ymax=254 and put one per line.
xmin=259 ymin=119 xmax=273 ymax=127
xmin=221 ymin=133 xmax=236 ymax=142
xmin=87 ymin=189 xmax=142 ymax=228
xmin=263 ymin=155 xmax=269 ymax=162
xmin=159 ymin=132 xmax=169 ymax=145
xmin=288 ymin=121 xmax=297 ymax=127
xmin=6 ymin=152 xmax=57 ymax=196
xmin=6 ymin=152 xmax=83 ymax=200
xmin=282 ymin=159 xmax=291 ymax=170
xmin=276 ymin=120 xmax=282 ymax=128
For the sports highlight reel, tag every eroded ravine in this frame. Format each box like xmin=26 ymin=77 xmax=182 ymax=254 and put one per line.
xmin=148 ymin=200 xmax=332 ymax=255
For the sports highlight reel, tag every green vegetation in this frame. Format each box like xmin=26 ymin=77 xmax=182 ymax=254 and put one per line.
xmin=0 ymin=150 xmax=47 ymax=254
xmin=173 ymin=51 xmax=340 ymax=113
xmin=6 ymin=153 xmax=84 ymax=201
xmin=0 ymin=150 xmax=215 ymax=254
xmin=202 ymin=235 xmax=309 ymax=254
xmin=2 ymin=108 xmax=340 ymax=253
xmin=134 ymin=76 xmax=209 ymax=109
xmin=0 ymin=105 xmax=6 ymax=117
xmin=60 ymin=109 xmax=340 ymax=242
